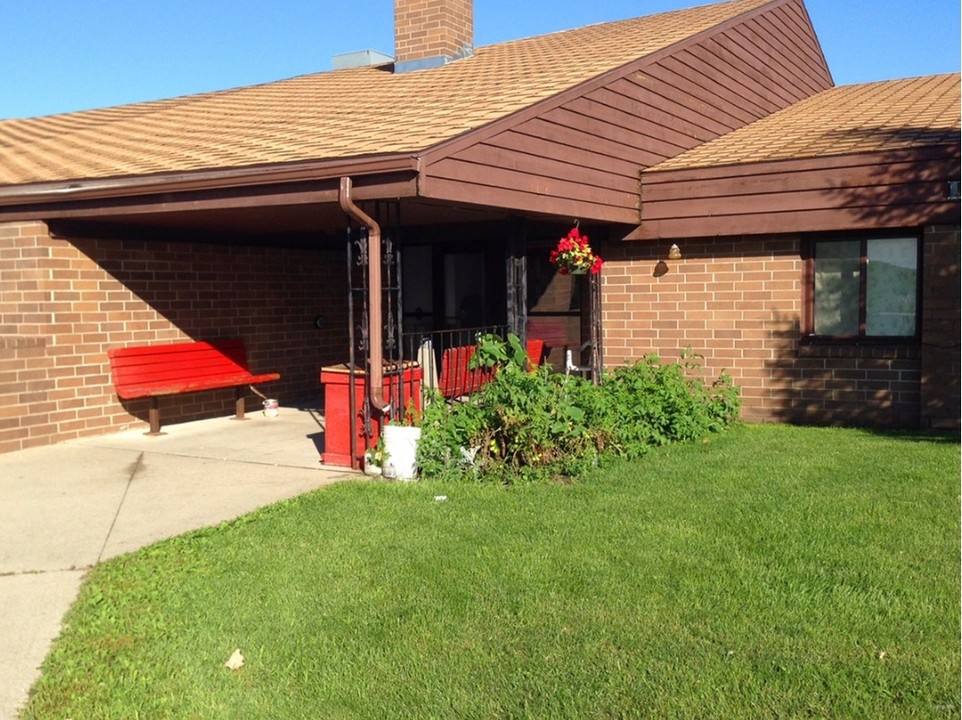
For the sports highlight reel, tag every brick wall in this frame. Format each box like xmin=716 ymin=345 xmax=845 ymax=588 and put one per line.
xmin=394 ymin=0 xmax=473 ymax=64
xmin=0 ymin=221 xmax=349 ymax=453
xmin=3 ymin=219 xmax=956 ymax=454
xmin=920 ymin=224 xmax=961 ymax=429
xmin=601 ymin=228 xmax=960 ymax=429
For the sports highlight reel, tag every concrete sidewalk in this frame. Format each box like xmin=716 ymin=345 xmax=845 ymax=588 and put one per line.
xmin=0 ymin=406 xmax=356 ymax=720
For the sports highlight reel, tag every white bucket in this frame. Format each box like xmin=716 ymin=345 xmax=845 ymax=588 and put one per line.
xmin=262 ymin=399 xmax=279 ymax=418
xmin=381 ymin=425 xmax=421 ymax=481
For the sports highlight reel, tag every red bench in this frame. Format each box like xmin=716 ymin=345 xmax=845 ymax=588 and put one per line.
xmin=436 ymin=338 xmax=546 ymax=400
xmin=437 ymin=345 xmax=493 ymax=399
xmin=107 ymin=338 xmax=280 ymax=435
xmin=526 ymin=338 xmax=545 ymax=370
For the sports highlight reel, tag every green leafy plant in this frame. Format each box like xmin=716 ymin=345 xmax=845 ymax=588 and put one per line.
xmin=470 ymin=332 xmax=528 ymax=371
xmin=418 ymin=342 xmax=741 ymax=483
xmin=364 ymin=438 xmax=386 ymax=467
xmin=403 ymin=399 xmax=421 ymax=426
xmin=417 ymin=388 xmax=487 ymax=478
xmin=388 ymin=399 xmax=421 ymax=427
xmin=600 ymin=347 xmax=739 ymax=453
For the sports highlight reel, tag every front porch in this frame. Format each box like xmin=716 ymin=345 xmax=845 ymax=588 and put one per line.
xmin=0 ymin=187 xmax=611 ymax=454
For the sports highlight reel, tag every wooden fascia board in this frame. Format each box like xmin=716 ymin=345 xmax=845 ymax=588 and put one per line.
xmin=630 ymin=145 xmax=961 ymax=239
xmin=0 ymin=153 xmax=421 ymax=217
xmin=629 ymin=201 xmax=961 ymax=240
xmin=415 ymin=176 xmax=640 ymax=224
xmin=632 ymin=208 xmax=898 ymax=240
xmin=790 ymin=0 xmax=834 ymax=86
xmin=0 ymin=174 xmax=420 ymax=224
xmin=641 ymin=145 xmax=958 ymax=188
xmin=416 ymin=0 xmax=794 ymax=192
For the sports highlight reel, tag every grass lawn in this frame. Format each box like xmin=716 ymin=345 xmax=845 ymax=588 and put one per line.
xmin=22 ymin=424 xmax=960 ymax=719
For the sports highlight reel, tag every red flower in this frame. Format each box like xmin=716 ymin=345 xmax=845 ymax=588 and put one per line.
xmin=549 ymin=225 xmax=603 ymax=274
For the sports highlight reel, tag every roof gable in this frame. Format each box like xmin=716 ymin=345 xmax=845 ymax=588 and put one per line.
xmin=0 ymin=0 xmax=778 ymax=187
xmin=633 ymin=74 xmax=961 ymax=239
xmin=419 ymin=0 xmax=832 ymax=223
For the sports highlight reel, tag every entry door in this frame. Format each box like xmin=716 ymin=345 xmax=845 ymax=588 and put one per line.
xmin=402 ymin=245 xmax=433 ymax=335
xmin=402 ymin=246 xmax=503 ymax=332
xmin=525 ymin=245 xmax=587 ymax=370
xmin=443 ymin=252 xmax=485 ymax=328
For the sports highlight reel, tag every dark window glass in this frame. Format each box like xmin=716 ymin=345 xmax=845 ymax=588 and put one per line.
xmin=811 ymin=236 xmax=918 ymax=338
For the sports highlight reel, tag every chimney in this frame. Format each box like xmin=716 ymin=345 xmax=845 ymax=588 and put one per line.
xmin=394 ymin=0 xmax=474 ymax=73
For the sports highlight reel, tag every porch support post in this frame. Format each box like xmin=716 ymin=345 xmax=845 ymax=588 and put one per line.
xmin=589 ymin=271 xmax=603 ymax=384
xmin=506 ymin=221 xmax=528 ymax=342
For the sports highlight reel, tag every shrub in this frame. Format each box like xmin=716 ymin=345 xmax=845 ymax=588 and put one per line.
xmin=601 ymin=348 xmax=740 ymax=454
xmin=417 ymin=338 xmax=740 ymax=484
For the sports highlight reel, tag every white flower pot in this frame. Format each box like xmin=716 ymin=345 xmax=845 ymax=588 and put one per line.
xmin=381 ymin=425 xmax=421 ymax=481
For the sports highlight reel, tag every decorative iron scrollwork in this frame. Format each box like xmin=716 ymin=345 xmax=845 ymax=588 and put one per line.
xmin=383 ymin=234 xmax=395 ymax=266
xmin=385 ymin=319 xmax=397 ymax=352
xmin=354 ymin=228 xmax=368 ymax=267
xmin=357 ymin=310 xmax=369 ymax=352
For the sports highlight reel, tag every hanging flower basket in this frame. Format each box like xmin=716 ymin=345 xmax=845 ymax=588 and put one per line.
xmin=549 ymin=225 xmax=603 ymax=275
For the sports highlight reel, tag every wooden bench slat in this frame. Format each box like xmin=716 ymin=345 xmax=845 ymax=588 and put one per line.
xmin=111 ymin=360 xmax=248 ymax=378
xmin=526 ymin=339 xmax=545 ymax=369
xmin=116 ymin=372 xmax=281 ymax=400
xmin=109 ymin=349 xmax=247 ymax=364
xmin=108 ymin=338 xmax=247 ymax=356
xmin=111 ymin=358 xmax=253 ymax=384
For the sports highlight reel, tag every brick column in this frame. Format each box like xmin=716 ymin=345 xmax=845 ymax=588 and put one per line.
xmin=920 ymin=224 xmax=961 ymax=429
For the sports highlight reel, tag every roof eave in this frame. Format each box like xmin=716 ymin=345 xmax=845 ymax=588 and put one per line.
xmin=629 ymin=144 xmax=961 ymax=240
xmin=0 ymin=153 xmax=423 ymax=209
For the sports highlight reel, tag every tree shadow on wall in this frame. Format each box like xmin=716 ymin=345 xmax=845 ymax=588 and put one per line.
xmin=823 ymin=127 xmax=958 ymax=227
xmin=825 ymin=129 xmax=960 ymax=430
xmin=763 ymin=309 xmax=929 ymax=430
xmin=66 ymin=234 xmax=347 ymax=429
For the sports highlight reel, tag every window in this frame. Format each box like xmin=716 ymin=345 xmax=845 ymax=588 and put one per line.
xmin=807 ymin=235 xmax=920 ymax=339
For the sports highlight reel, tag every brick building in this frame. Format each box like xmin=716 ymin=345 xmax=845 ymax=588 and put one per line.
xmin=0 ymin=0 xmax=958 ymax=454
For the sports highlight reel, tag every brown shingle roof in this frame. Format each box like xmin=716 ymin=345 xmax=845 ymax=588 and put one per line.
xmin=0 ymin=0 xmax=773 ymax=187
xmin=649 ymin=73 xmax=961 ymax=171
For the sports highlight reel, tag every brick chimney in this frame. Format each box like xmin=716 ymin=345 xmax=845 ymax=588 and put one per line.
xmin=394 ymin=0 xmax=474 ymax=73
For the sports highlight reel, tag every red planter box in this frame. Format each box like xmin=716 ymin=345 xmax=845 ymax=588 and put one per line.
xmin=320 ymin=364 xmax=422 ymax=468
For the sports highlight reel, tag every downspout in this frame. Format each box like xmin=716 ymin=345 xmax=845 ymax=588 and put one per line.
xmin=338 ymin=176 xmax=390 ymax=414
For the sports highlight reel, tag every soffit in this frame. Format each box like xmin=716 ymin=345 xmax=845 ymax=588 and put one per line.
xmin=0 ymin=0 xmax=775 ymax=187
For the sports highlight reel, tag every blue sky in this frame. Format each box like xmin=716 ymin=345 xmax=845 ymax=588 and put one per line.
xmin=2 ymin=0 xmax=958 ymax=120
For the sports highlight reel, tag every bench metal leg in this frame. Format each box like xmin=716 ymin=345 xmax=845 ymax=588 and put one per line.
xmin=233 ymin=387 xmax=248 ymax=421
xmin=146 ymin=397 xmax=163 ymax=435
